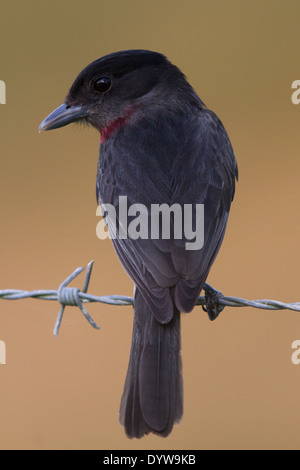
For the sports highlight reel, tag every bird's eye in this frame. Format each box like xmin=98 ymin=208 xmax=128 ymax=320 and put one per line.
xmin=94 ymin=77 xmax=111 ymax=92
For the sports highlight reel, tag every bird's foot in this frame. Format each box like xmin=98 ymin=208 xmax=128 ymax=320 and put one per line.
xmin=202 ymin=283 xmax=225 ymax=321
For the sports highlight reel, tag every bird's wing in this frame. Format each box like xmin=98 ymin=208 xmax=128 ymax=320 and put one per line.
xmin=97 ymin=108 xmax=237 ymax=321
xmin=170 ymin=109 xmax=238 ymax=311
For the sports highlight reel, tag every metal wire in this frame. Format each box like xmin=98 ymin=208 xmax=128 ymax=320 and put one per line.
xmin=1 ymin=260 xmax=299 ymax=336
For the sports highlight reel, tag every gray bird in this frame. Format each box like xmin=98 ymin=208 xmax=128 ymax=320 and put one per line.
xmin=39 ymin=50 xmax=238 ymax=439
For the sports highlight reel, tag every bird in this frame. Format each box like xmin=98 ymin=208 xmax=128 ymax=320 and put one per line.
xmin=39 ymin=49 xmax=238 ymax=439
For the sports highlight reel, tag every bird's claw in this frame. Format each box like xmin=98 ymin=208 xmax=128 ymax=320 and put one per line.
xmin=202 ymin=283 xmax=225 ymax=321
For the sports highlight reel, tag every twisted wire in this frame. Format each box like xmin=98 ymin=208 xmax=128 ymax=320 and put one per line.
xmin=1 ymin=260 xmax=299 ymax=336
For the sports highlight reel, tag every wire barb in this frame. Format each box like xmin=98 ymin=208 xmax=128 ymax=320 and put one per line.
xmin=53 ymin=261 xmax=100 ymax=336
xmin=1 ymin=262 xmax=300 ymax=336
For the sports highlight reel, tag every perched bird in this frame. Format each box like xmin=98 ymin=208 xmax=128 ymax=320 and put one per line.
xmin=39 ymin=50 xmax=238 ymax=439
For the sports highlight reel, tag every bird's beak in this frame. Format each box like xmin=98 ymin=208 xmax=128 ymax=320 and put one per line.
xmin=39 ymin=103 xmax=89 ymax=132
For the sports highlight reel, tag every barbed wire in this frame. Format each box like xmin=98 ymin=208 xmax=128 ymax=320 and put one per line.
xmin=1 ymin=260 xmax=299 ymax=336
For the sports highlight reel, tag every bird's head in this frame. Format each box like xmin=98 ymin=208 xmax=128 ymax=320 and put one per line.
xmin=39 ymin=49 xmax=199 ymax=140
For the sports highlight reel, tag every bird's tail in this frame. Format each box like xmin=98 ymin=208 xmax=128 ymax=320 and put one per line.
xmin=119 ymin=288 xmax=183 ymax=438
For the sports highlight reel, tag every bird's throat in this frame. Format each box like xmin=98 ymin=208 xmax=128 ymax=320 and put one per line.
xmin=100 ymin=107 xmax=136 ymax=143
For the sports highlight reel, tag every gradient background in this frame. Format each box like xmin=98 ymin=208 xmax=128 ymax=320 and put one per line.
xmin=1 ymin=0 xmax=299 ymax=450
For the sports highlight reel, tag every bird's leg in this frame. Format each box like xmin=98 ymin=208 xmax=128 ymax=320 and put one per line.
xmin=202 ymin=283 xmax=225 ymax=321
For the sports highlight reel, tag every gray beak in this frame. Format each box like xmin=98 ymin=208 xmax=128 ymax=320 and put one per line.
xmin=39 ymin=103 xmax=89 ymax=132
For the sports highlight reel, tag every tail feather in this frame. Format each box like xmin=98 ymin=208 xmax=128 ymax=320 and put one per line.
xmin=119 ymin=289 xmax=183 ymax=438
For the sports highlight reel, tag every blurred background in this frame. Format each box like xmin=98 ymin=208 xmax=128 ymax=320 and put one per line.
xmin=0 ymin=0 xmax=299 ymax=450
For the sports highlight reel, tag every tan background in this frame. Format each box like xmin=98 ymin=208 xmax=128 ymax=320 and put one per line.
xmin=0 ymin=0 xmax=300 ymax=450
